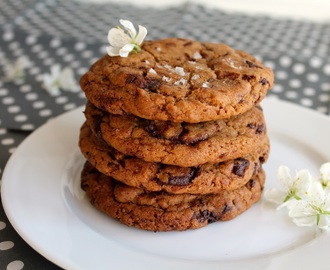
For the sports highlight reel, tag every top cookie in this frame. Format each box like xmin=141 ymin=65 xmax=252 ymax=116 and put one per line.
xmin=80 ymin=38 xmax=274 ymax=123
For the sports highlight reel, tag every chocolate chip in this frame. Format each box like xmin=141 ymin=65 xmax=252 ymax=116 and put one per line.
xmin=242 ymin=74 xmax=255 ymax=81
xmin=232 ymin=158 xmax=250 ymax=177
xmin=168 ymin=167 xmax=198 ymax=186
xmin=247 ymin=123 xmax=256 ymax=129
xmin=256 ymin=124 xmax=264 ymax=134
xmin=245 ymin=60 xmax=257 ymax=68
xmin=248 ymin=179 xmax=256 ymax=188
xmin=183 ymin=41 xmax=193 ymax=47
xmin=145 ymin=77 xmax=161 ymax=92
xmin=195 ymin=210 xmax=217 ymax=224
xmin=260 ymin=78 xmax=268 ymax=85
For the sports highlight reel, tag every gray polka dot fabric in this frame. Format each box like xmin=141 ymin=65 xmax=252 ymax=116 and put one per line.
xmin=0 ymin=0 xmax=330 ymax=269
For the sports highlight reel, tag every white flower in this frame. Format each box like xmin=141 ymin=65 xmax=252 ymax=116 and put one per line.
xmin=287 ymin=181 xmax=330 ymax=230
xmin=42 ymin=64 xmax=79 ymax=96
xmin=3 ymin=56 xmax=30 ymax=82
xmin=107 ymin=19 xmax=147 ymax=57
xmin=320 ymin=162 xmax=330 ymax=189
xmin=264 ymin=166 xmax=312 ymax=208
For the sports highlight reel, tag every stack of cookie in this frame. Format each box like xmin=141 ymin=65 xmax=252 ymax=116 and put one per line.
xmin=79 ymin=38 xmax=274 ymax=231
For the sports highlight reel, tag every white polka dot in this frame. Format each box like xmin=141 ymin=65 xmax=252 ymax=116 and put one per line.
xmin=43 ymin=58 xmax=55 ymax=65
xmin=0 ymin=88 xmax=9 ymax=96
xmin=74 ymin=42 xmax=86 ymax=51
xmin=7 ymin=105 xmax=21 ymax=113
xmin=55 ymin=96 xmax=68 ymax=104
xmin=319 ymin=94 xmax=330 ymax=102
xmin=8 ymin=42 xmax=19 ymax=50
xmin=38 ymin=51 xmax=49 ymax=59
xmin=306 ymin=73 xmax=319 ymax=83
xmin=285 ymin=90 xmax=298 ymax=99
xmin=31 ymin=44 xmax=43 ymax=53
xmin=99 ymin=45 xmax=107 ymax=54
xmin=300 ymin=98 xmax=313 ymax=107
xmin=2 ymin=97 xmax=15 ymax=105
xmin=7 ymin=260 xmax=24 ymax=270
xmin=14 ymin=114 xmax=28 ymax=122
xmin=303 ymin=87 xmax=316 ymax=96
xmin=63 ymin=103 xmax=76 ymax=110
xmin=82 ymin=50 xmax=93 ymax=58
xmin=0 ymin=129 xmax=6 ymax=135
xmin=63 ymin=54 xmax=75 ymax=62
xmin=69 ymin=61 xmax=81 ymax=68
xmin=3 ymin=31 xmax=14 ymax=41
xmin=292 ymin=63 xmax=305 ymax=75
xmin=264 ymin=60 xmax=276 ymax=70
xmin=279 ymin=56 xmax=292 ymax=67
xmin=21 ymin=123 xmax=35 ymax=130
xmin=39 ymin=109 xmax=52 ymax=117
xmin=77 ymin=67 xmax=88 ymax=75
xmin=32 ymin=100 xmax=45 ymax=109
xmin=272 ymin=84 xmax=284 ymax=93
xmin=276 ymin=70 xmax=288 ymax=80
xmin=0 ymin=221 xmax=6 ymax=230
xmin=321 ymin=83 xmax=330 ymax=92
xmin=323 ymin=64 xmax=330 ymax=76
xmin=25 ymin=92 xmax=38 ymax=101
xmin=309 ymin=56 xmax=323 ymax=68
xmin=25 ymin=35 xmax=37 ymax=45
xmin=1 ymin=138 xmax=14 ymax=145
xmin=29 ymin=67 xmax=41 ymax=75
xmin=56 ymin=47 xmax=67 ymax=55
xmin=289 ymin=79 xmax=302 ymax=88
xmin=0 ymin=241 xmax=14 ymax=250
xmin=20 ymin=85 xmax=32 ymax=93
xmin=50 ymin=38 xmax=62 ymax=48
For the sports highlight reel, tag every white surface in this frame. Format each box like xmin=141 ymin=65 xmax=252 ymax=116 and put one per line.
xmin=2 ymin=98 xmax=330 ymax=270
xmin=75 ymin=0 xmax=330 ymax=22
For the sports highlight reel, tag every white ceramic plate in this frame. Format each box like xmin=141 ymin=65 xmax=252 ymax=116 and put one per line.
xmin=2 ymin=98 xmax=330 ymax=270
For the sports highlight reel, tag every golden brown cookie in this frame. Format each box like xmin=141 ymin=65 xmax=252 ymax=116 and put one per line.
xmin=79 ymin=122 xmax=269 ymax=194
xmin=84 ymin=101 xmax=268 ymax=167
xmin=81 ymin=161 xmax=265 ymax=231
xmin=80 ymin=38 xmax=274 ymax=123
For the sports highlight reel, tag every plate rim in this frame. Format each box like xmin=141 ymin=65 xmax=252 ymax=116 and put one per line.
xmin=2 ymin=98 xmax=330 ymax=270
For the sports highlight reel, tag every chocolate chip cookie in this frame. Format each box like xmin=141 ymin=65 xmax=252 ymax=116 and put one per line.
xmin=84 ymin=101 xmax=268 ymax=167
xmin=81 ymin=161 xmax=265 ymax=231
xmin=80 ymin=38 xmax=274 ymax=123
xmin=79 ymin=122 xmax=269 ymax=194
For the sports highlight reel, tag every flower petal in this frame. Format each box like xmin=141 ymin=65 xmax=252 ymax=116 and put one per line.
xmin=264 ymin=188 xmax=287 ymax=205
xmin=106 ymin=46 xmax=120 ymax=56
xmin=119 ymin=19 xmax=137 ymax=39
xmin=292 ymin=216 xmax=316 ymax=227
xmin=108 ymin=28 xmax=131 ymax=48
xmin=294 ymin=169 xmax=312 ymax=198
xmin=119 ymin=43 xmax=135 ymax=57
xmin=135 ymin=25 xmax=148 ymax=45
xmin=277 ymin=166 xmax=292 ymax=191
xmin=320 ymin=162 xmax=330 ymax=183
xmin=318 ymin=215 xmax=330 ymax=230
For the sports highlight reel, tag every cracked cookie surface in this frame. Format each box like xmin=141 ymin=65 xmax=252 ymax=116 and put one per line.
xmin=79 ymin=122 xmax=269 ymax=194
xmin=84 ymin=101 xmax=268 ymax=167
xmin=80 ymin=38 xmax=274 ymax=123
xmin=81 ymin=161 xmax=265 ymax=231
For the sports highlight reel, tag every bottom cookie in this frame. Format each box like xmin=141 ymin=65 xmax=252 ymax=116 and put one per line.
xmin=81 ymin=162 xmax=265 ymax=231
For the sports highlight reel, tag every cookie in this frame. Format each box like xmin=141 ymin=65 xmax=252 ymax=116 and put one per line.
xmin=81 ymin=161 xmax=265 ymax=231
xmin=84 ymin=101 xmax=268 ymax=167
xmin=80 ymin=38 xmax=274 ymax=123
xmin=79 ymin=122 xmax=269 ymax=194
